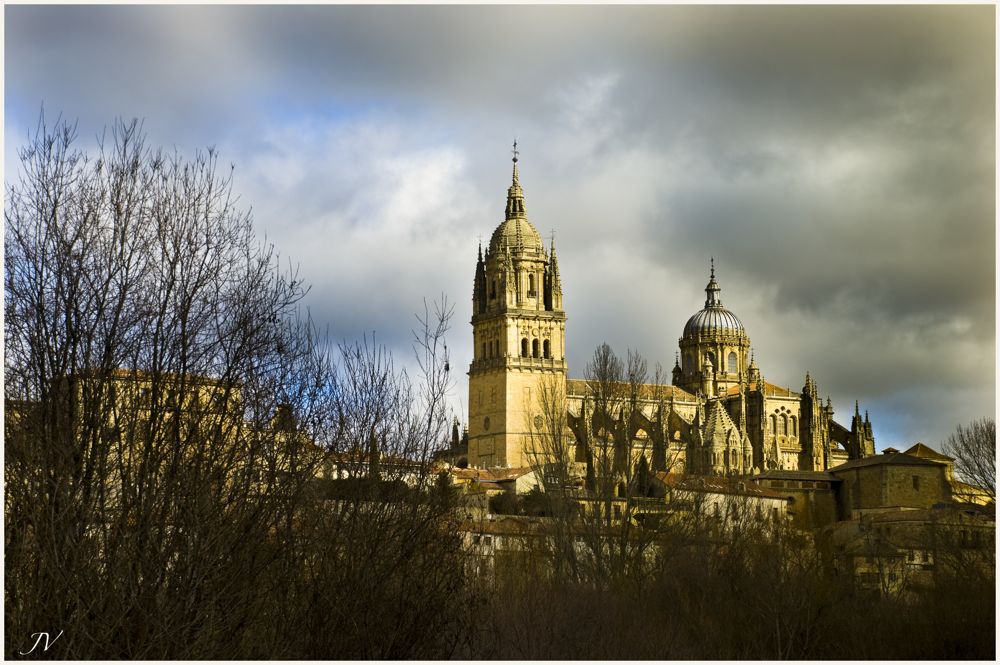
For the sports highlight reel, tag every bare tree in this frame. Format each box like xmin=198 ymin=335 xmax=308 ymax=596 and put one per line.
xmin=520 ymin=343 xmax=668 ymax=590
xmin=942 ymin=417 xmax=995 ymax=500
xmin=4 ymin=115 xmax=468 ymax=659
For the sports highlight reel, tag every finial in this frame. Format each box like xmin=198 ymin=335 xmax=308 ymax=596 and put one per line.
xmin=710 ymin=256 xmax=715 ymax=279
xmin=510 ymin=139 xmax=521 ymax=188
xmin=855 ymin=400 xmax=860 ymax=415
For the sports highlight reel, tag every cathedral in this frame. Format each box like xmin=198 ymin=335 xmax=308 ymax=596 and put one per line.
xmin=467 ymin=149 xmax=875 ymax=476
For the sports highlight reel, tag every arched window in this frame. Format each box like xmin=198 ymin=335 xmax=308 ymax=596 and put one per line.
xmin=481 ymin=342 xmax=486 ymax=359
xmin=528 ymin=273 xmax=536 ymax=296
xmin=791 ymin=415 xmax=798 ymax=436
xmin=769 ymin=414 xmax=777 ymax=434
xmin=781 ymin=414 xmax=789 ymax=436
xmin=521 ymin=338 xmax=528 ymax=357
xmin=728 ymin=352 xmax=737 ymax=373
xmin=543 ymin=339 xmax=551 ymax=359
xmin=490 ymin=280 xmax=496 ymax=298
xmin=532 ymin=339 xmax=539 ymax=358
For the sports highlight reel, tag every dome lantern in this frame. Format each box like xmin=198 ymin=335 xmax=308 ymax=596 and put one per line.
xmin=489 ymin=141 xmax=544 ymax=256
xmin=683 ymin=261 xmax=747 ymax=338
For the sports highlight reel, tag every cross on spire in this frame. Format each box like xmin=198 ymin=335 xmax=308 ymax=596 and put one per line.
xmin=512 ymin=139 xmax=519 ymax=163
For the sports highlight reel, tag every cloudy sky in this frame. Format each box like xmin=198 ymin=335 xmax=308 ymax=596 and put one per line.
xmin=6 ymin=5 xmax=995 ymax=449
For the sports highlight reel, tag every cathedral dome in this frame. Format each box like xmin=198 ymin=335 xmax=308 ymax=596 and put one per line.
xmin=683 ymin=262 xmax=747 ymax=338
xmin=489 ymin=217 xmax=544 ymax=255
xmin=683 ymin=307 xmax=745 ymax=337
xmin=488 ymin=144 xmax=545 ymax=256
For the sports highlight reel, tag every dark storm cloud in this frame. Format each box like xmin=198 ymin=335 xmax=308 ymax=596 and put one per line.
xmin=5 ymin=5 xmax=994 ymax=446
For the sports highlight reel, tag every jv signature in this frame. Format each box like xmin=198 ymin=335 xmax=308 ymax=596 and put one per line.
xmin=19 ymin=630 xmax=64 ymax=656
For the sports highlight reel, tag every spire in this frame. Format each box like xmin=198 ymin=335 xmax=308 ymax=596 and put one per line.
xmin=855 ymin=400 xmax=860 ymax=416
xmin=704 ymin=258 xmax=722 ymax=307
xmin=674 ymin=351 xmax=681 ymax=368
xmin=548 ymin=234 xmax=562 ymax=291
xmin=505 ymin=140 xmax=526 ymax=220
xmin=477 ymin=239 xmax=483 ymax=263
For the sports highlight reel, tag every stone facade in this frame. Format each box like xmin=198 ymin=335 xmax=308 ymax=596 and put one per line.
xmin=831 ymin=451 xmax=952 ymax=519
xmin=468 ymin=153 xmax=567 ymax=468
xmin=468 ymin=153 xmax=876 ymax=475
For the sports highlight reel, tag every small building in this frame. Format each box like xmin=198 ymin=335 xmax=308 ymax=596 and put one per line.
xmin=903 ymin=442 xmax=993 ymax=506
xmin=829 ymin=451 xmax=951 ymax=519
xmin=653 ymin=473 xmax=791 ymax=533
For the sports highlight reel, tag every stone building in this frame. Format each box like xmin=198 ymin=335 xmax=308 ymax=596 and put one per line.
xmin=468 ymin=151 xmax=876 ymax=475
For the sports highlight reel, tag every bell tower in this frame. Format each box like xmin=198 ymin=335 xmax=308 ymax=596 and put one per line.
xmin=468 ymin=144 xmax=567 ymax=468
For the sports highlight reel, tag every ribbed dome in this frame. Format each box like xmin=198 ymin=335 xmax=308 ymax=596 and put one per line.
xmin=683 ymin=261 xmax=747 ymax=338
xmin=684 ymin=307 xmax=745 ymax=337
xmin=489 ymin=217 xmax=544 ymax=255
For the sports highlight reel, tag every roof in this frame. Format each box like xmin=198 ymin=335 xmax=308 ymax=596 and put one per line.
xmin=752 ymin=470 xmax=839 ymax=482
xmin=487 ymin=467 xmax=535 ymax=482
xmin=829 ymin=451 xmax=942 ymax=472
xmin=565 ymin=378 xmax=696 ymax=402
xmin=451 ymin=466 xmax=534 ymax=483
xmin=683 ymin=306 xmax=746 ymax=338
xmin=703 ymin=400 xmax=741 ymax=445
xmin=66 ymin=367 xmax=238 ymax=387
xmin=866 ymin=504 xmax=995 ymax=524
xmin=904 ymin=442 xmax=954 ymax=463
xmin=723 ymin=381 xmax=799 ymax=398
xmin=654 ymin=473 xmax=790 ymax=500
xmin=328 ymin=450 xmax=425 ymax=467
xmin=489 ymin=217 xmax=544 ymax=255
